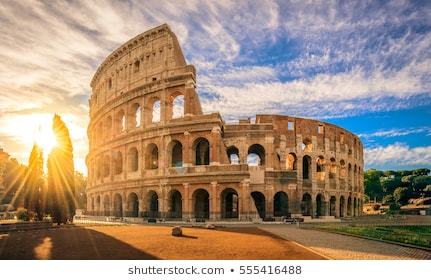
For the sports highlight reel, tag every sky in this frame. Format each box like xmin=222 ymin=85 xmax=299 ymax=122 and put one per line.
xmin=0 ymin=0 xmax=430 ymax=173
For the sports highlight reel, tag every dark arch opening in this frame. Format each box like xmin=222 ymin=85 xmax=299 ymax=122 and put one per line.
xmin=170 ymin=140 xmax=183 ymax=167
xmin=127 ymin=193 xmax=139 ymax=217
xmin=339 ymin=196 xmax=345 ymax=217
xmin=301 ymin=193 xmax=312 ymax=216
xmin=194 ymin=189 xmax=210 ymax=219
xmin=114 ymin=194 xmax=123 ymax=218
xmin=247 ymin=144 xmax=265 ymax=166
xmin=168 ymin=190 xmax=182 ymax=219
xmin=226 ymin=146 xmax=240 ymax=164
xmin=274 ymin=191 xmax=289 ymax=217
xmin=303 ymin=155 xmax=312 ymax=179
xmin=330 ymin=196 xmax=336 ymax=216
xmin=251 ymin=191 xmax=266 ymax=219
xmin=194 ymin=138 xmax=210 ymax=165
xmin=316 ymin=194 xmax=324 ymax=217
xmin=221 ymin=188 xmax=239 ymax=219
xmin=147 ymin=191 xmax=159 ymax=218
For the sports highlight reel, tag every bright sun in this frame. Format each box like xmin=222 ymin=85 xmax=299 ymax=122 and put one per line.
xmin=34 ymin=123 xmax=57 ymax=153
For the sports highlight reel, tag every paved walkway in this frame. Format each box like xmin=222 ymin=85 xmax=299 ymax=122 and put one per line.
xmin=259 ymin=225 xmax=431 ymax=260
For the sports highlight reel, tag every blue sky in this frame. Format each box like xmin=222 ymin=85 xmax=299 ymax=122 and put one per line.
xmin=0 ymin=0 xmax=430 ymax=172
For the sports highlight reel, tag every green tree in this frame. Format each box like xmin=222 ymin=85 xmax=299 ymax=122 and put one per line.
xmin=393 ymin=187 xmax=410 ymax=205
xmin=412 ymin=168 xmax=430 ymax=176
xmin=382 ymin=194 xmax=394 ymax=205
xmin=411 ymin=175 xmax=431 ymax=195
xmin=380 ymin=176 xmax=401 ymax=195
xmin=74 ymin=171 xmax=87 ymax=209
xmin=364 ymin=169 xmax=384 ymax=200
xmin=47 ymin=115 xmax=75 ymax=224
xmin=25 ymin=144 xmax=45 ymax=220
xmin=424 ymin=185 xmax=431 ymax=196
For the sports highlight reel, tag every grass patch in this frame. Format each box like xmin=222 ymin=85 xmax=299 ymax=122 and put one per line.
xmin=311 ymin=225 xmax=431 ymax=248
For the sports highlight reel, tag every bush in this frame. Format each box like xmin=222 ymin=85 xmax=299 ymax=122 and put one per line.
xmin=372 ymin=204 xmax=381 ymax=211
xmin=16 ymin=208 xmax=29 ymax=221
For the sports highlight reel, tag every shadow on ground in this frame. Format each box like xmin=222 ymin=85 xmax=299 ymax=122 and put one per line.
xmin=0 ymin=226 xmax=158 ymax=260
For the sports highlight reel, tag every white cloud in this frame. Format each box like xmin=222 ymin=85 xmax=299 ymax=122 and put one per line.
xmin=365 ymin=143 xmax=431 ymax=169
xmin=358 ymin=127 xmax=431 ymax=138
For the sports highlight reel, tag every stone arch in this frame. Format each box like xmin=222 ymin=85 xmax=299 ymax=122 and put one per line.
xmin=251 ymin=191 xmax=265 ymax=219
xmin=103 ymin=154 xmax=110 ymax=177
xmin=113 ymin=151 xmax=123 ymax=174
xmin=168 ymin=140 xmax=183 ymax=167
xmin=103 ymin=194 xmax=110 ymax=216
xmin=329 ymin=158 xmax=336 ymax=178
xmin=167 ymin=189 xmax=182 ymax=219
xmin=104 ymin=116 xmax=112 ymax=139
xmin=113 ymin=193 xmax=123 ymax=217
xmin=273 ymin=191 xmax=289 ymax=217
xmin=127 ymin=192 xmax=139 ymax=217
xmin=145 ymin=143 xmax=158 ymax=169
xmin=128 ymin=147 xmax=139 ymax=172
xmin=302 ymin=137 xmax=312 ymax=152
xmin=171 ymin=94 xmax=184 ymax=119
xmin=302 ymin=155 xmax=312 ymax=180
xmin=226 ymin=146 xmax=240 ymax=165
xmin=146 ymin=190 xmax=159 ymax=218
xmin=151 ymin=99 xmax=161 ymax=123
xmin=193 ymin=188 xmax=210 ymax=219
xmin=301 ymin=193 xmax=312 ymax=216
xmin=339 ymin=196 xmax=345 ymax=217
xmin=193 ymin=137 xmax=210 ymax=166
xmin=339 ymin=160 xmax=346 ymax=178
xmin=115 ymin=109 xmax=126 ymax=133
xmin=220 ymin=188 xmax=239 ymax=219
xmin=286 ymin=153 xmax=297 ymax=171
xmin=316 ymin=156 xmax=325 ymax=172
xmin=129 ymin=103 xmax=141 ymax=128
xmin=347 ymin=196 xmax=352 ymax=217
xmin=330 ymin=196 xmax=336 ymax=216
xmin=353 ymin=197 xmax=357 ymax=217
xmin=315 ymin=193 xmax=325 ymax=217
xmin=96 ymin=195 xmax=101 ymax=215
xmin=247 ymin=144 xmax=265 ymax=166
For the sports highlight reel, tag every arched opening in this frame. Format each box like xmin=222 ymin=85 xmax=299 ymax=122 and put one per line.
xmin=113 ymin=151 xmax=123 ymax=174
xmin=302 ymin=138 xmax=312 ymax=152
xmin=340 ymin=160 xmax=346 ymax=178
xmin=339 ymin=196 xmax=345 ymax=217
xmin=193 ymin=189 xmax=210 ymax=219
xmin=113 ymin=194 xmax=123 ymax=218
xmin=152 ymin=99 xmax=161 ymax=123
xmin=286 ymin=153 xmax=297 ymax=171
xmin=353 ymin=198 xmax=357 ymax=217
xmin=147 ymin=190 xmax=159 ymax=218
xmin=221 ymin=188 xmax=239 ymax=219
xmin=329 ymin=158 xmax=336 ymax=179
xmin=316 ymin=156 xmax=325 ymax=172
xmin=172 ymin=95 xmax=184 ymax=119
xmin=170 ymin=140 xmax=183 ymax=167
xmin=104 ymin=116 xmax=112 ymax=139
xmin=226 ymin=146 xmax=240 ymax=165
xmin=301 ymin=193 xmax=312 ymax=216
xmin=127 ymin=193 xmax=139 ymax=217
xmin=347 ymin=196 xmax=352 ymax=217
xmin=316 ymin=194 xmax=324 ymax=217
xmin=129 ymin=103 xmax=141 ymax=128
xmin=96 ymin=196 xmax=101 ymax=215
xmin=103 ymin=154 xmax=110 ymax=177
xmin=330 ymin=196 xmax=336 ymax=216
xmin=302 ymin=155 xmax=312 ymax=180
xmin=115 ymin=110 xmax=126 ymax=133
xmin=251 ymin=191 xmax=265 ymax=219
xmin=167 ymin=190 xmax=182 ymax=219
xmin=145 ymin=143 xmax=158 ymax=169
xmin=194 ymin=138 xmax=210 ymax=166
xmin=103 ymin=195 xmax=110 ymax=216
xmin=128 ymin=147 xmax=139 ymax=172
xmin=247 ymin=144 xmax=265 ymax=166
xmin=134 ymin=60 xmax=140 ymax=72
xmin=274 ymin=191 xmax=289 ymax=217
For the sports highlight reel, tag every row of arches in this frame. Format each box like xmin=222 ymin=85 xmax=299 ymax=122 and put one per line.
xmin=89 ymin=189 xmax=362 ymax=219
xmin=92 ymin=94 xmax=185 ymax=145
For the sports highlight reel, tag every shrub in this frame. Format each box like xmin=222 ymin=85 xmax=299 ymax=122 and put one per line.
xmin=372 ymin=204 xmax=381 ymax=211
xmin=16 ymin=208 xmax=29 ymax=221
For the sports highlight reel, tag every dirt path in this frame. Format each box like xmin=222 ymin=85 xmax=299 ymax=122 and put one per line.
xmin=0 ymin=225 xmax=325 ymax=260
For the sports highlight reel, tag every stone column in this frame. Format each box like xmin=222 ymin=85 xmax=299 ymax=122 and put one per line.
xmin=210 ymin=181 xmax=218 ymax=220
xmin=183 ymin=131 xmax=191 ymax=167
xmin=240 ymin=180 xmax=250 ymax=220
xmin=183 ymin=183 xmax=191 ymax=219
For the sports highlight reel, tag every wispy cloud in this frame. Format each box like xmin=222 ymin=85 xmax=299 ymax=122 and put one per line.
xmin=0 ymin=0 xmax=430 ymax=172
xmin=358 ymin=127 xmax=431 ymax=139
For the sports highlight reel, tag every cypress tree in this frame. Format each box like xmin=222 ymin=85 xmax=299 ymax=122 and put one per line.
xmin=25 ymin=144 xmax=45 ymax=220
xmin=47 ymin=114 xmax=75 ymax=224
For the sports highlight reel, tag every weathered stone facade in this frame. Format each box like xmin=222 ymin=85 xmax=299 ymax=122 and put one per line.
xmin=86 ymin=24 xmax=364 ymax=221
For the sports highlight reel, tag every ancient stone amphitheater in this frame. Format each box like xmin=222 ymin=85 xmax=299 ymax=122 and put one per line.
xmin=86 ymin=24 xmax=364 ymax=222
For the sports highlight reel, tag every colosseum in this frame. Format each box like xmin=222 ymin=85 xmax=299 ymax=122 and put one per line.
xmin=86 ymin=24 xmax=364 ymax=222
